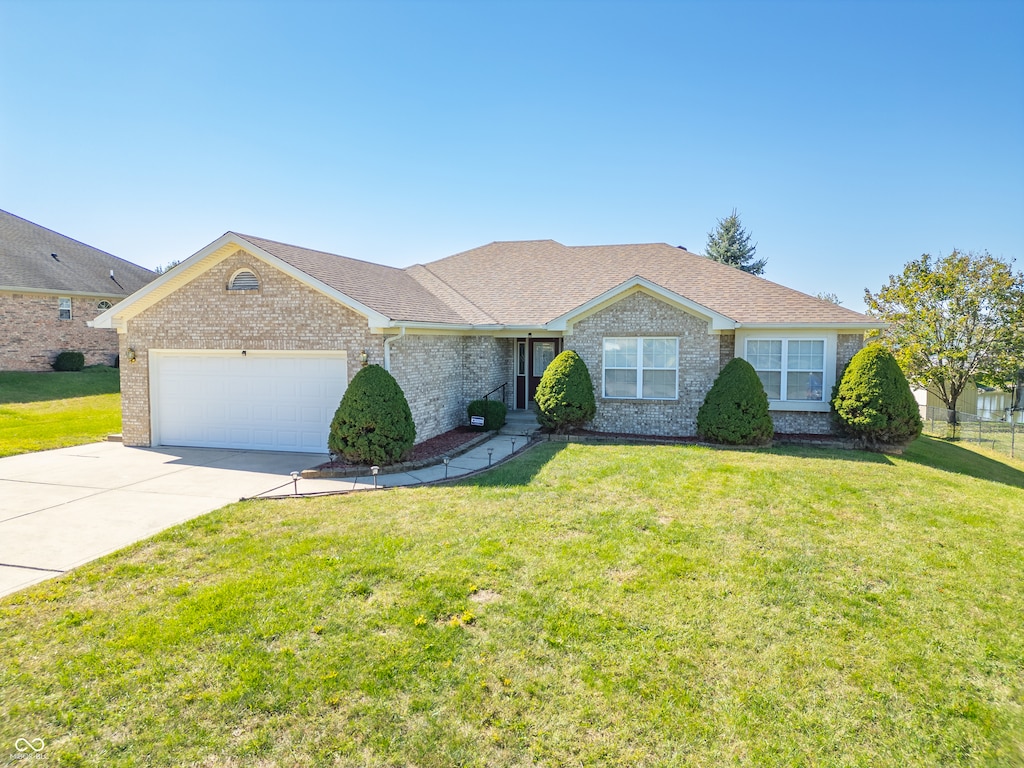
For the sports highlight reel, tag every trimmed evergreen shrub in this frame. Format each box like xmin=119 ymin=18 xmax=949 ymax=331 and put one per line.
xmin=534 ymin=350 xmax=596 ymax=432
xmin=467 ymin=398 xmax=507 ymax=430
xmin=832 ymin=345 xmax=922 ymax=450
xmin=696 ymin=358 xmax=774 ymax=445
xmin=52 ymin=351 xmax=85 ymax=372
xmin=328 ymin=365 xmax=416 ymax=465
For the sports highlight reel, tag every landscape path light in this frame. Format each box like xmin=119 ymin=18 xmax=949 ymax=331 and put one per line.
xmin=443 ymin=455 xmax=450 ymax=479
xmin=290 ymin=471 xmax=300 ymax=495
xmin=510 ymin=437 xmax=517 ymax=454
xmin=487 ymin=447 xmax=493 ymax=466
xmin=371 ymin=465 xmax=380 ymax=489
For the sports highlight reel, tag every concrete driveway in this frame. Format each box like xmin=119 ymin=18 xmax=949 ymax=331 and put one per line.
xmin=0 ymin=441 xmax=337 ymax=597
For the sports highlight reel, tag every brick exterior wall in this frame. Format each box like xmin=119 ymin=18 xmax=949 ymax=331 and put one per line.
xmin=117 ymin=254 xmax=869 ymax=448
xmin=388 ymin=334 xmax=510 ymax=441
xmin=719 ymin=331 xmax=735 ymax=371
xmin=120 ymin=251 xmax=380 ymax=447
xmin=0 ymin=292 xmax=122 ymax=371
xmin=836 ymin=333 xmax=865 ymax=381
xmin=566 ymin=291 xmax=722 ymax=437
xmin=120 ymin=251 xmax=515 ymax=448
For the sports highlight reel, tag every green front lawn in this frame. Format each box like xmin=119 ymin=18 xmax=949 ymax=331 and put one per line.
xmin=1 ymin=438 xmax=1022 ymax=766
xmin=0 ymin=367 xmax=121 ymax=457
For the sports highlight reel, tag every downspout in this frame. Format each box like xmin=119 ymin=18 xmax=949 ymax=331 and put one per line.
xmin=383 ymin=326 xmax=406 ymax=372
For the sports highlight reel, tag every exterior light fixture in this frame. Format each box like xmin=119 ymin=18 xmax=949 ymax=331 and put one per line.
xmin=487 ymin=447 xmax=493 ymax=466
xmin=360 ymin=350 xmax=369 ymax=366
xmin=443 ymin=455 xmax=450 ymax=479
xmin=371 ymin=465 xmax=380 ymax=489
xmin=126 ymin=348 xmax=137 ymax=364
xmin=290 ymin=471 xmax=301 ymax=495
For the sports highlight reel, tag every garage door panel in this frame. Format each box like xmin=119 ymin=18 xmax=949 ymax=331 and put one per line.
xmin=155 ymin=352 xmax=347 ymax=453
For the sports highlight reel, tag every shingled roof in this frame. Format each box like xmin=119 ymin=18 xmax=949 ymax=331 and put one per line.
xmin=0 ymin=209 xmax=156 ymax=296
xmin=238 ymin=235 xmax=875 ymax=327
xmin=415 ymin=240 xmax=874 ymax=326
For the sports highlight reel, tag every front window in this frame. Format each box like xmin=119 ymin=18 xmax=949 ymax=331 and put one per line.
xmin=747 ymin=339 xmax=824 ymax=401
xmin=603 ymin=337 xmax=678 ymax=399
xmin=58 ymin=297 xmax=72 ymax=320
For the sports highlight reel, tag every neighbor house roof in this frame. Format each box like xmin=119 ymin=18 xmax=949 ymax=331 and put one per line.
xmin=0 ymin=209 xmax=156 ymax=296
xmin=94 ymin=232 xmax=881 ymax=331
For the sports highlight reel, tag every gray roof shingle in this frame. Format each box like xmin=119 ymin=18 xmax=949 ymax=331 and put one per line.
xmin=0 ymin=209 xmax=156 ymax=295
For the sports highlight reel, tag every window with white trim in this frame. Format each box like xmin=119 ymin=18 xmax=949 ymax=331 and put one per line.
xmin=58 ymin=297 xmax=72 ymax=320
xmin=603 ymin=337 xmax=678 ymax=399
xmin=746 ymin=338 xmax=825 ymax=401
xmin=96 ymin=300 xmax=112 ymax=310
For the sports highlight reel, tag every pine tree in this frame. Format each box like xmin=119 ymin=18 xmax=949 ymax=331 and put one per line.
xmin=704 ymin=209 xmax=767 ymax=275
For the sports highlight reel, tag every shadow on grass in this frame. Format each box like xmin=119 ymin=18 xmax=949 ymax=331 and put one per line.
xmin=0 ymin=367 xmax=120 ymax=404
xmin=899 ymin=435 xmax=1024 ymax=490
xmin=455 ymin=441 xmax=569 ymax=488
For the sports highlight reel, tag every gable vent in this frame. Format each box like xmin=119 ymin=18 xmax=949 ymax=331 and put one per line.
xmin=228 ymin=270 xmax=260 ymax=291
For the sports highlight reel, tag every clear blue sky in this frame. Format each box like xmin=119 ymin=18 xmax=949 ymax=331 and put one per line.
xmin=2 ymin=0 xmax=1022 ymax=310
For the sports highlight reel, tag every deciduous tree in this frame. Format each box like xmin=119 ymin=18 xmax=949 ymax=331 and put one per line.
xmin=865 ymin=250 xmax=1024 ymax=421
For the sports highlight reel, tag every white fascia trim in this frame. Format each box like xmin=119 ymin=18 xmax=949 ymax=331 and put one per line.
xmin=545 ymin=277 xmax=737 ymax=332
xmin=89 ymin=232 xmax=393 ymax=330
xmin=739 ymin=322 xmax=886 ymax=331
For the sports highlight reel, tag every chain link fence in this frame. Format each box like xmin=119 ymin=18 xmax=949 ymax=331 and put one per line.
xmin=920 ymin=405 xmax=1021 ymax=460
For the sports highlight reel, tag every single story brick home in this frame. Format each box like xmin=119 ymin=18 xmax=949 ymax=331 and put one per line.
xmin=0 ymin=209 xmax=156 ymax=371
xmin=92 ymin=232 xmax=882 ymax=453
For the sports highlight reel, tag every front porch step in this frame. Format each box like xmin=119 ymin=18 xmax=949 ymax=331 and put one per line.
xmin=499 ymin=411 xmax=541 ymax=436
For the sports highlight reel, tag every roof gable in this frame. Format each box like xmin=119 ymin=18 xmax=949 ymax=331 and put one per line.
xmin=0 ymin=209 xmax=155 ymax=296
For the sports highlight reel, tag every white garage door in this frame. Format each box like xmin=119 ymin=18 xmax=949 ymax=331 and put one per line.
xmin=153 ymin=351 xmax=347 ymax=453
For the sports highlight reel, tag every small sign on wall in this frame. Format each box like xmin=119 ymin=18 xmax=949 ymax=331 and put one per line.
xmin=470 ymin=416 xmax=485 ymax=427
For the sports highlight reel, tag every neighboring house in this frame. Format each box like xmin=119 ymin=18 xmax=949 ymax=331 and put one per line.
xmin=0 ymin=209 xmax=157 ymax=371
xmin=913 ymin=385 xmax=980 ymax=419
xmin=93 ymin=233 xmax=883 ymax=453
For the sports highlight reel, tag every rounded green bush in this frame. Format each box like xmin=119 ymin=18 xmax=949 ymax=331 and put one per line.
xmin=832 ymin=345 xmax=922 ymax=449
xmin=468 ymin=398 xmax=507 ymax=430
xmin=328 ymin=365 xmax=416 ymax=465
xmin=534 ymin=349 xmax=596 ymax=432
xmin=696 ymin=357 xmax=774 ymax=445
xmin=52 ymin=351 xmax=85 ymax=372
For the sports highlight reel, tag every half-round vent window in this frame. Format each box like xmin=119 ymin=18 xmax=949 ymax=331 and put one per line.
xmin=228 ymin=270 xmax=260 ymax=291
xmin=97 ymin=300 xmax=113 ymax=310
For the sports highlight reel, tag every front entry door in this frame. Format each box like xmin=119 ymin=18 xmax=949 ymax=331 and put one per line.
xmin=525 ymin=338 xmax=559 ymax=408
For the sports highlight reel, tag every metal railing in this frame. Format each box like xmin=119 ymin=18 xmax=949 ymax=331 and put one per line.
xmin=921 ymin=405 xmax=1021 ymax=460
xmin=482 ymin=382 xmax=508 ymax=406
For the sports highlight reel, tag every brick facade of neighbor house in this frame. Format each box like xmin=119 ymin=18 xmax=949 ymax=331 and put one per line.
xmin=119 ymin=251 xmax=381 ymax=447
xmin=566 ymin=291 xmax=722 ymax=437
xmin=0 ymin=292 xmax=123 ymax=371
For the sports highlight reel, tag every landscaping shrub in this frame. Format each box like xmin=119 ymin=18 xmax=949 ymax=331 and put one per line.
xmin=832 ymin=344 xmax=922 ymax=450
xmin=534 ymin=350 xmax=596 ymax=432
xmin=696 ymin=357 xmax=774 ymax=445
xmin=468 ymin=398 xmax=507 ymax=430
xmin=52 ymin=351 xmax=85 ymax=372
xmin=328 ymin=365 xmax=416 ymax=465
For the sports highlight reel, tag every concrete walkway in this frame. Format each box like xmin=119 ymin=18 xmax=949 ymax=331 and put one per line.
xmin=0 ymin=434 xmax=526 ymax=597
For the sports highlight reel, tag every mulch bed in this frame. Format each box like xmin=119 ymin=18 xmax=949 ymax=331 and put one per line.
xmin=312 ymin=426 xmax=484 ymax=472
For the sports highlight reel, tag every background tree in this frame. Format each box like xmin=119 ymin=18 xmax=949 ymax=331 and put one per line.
xmin=865 ymin=250 xmax=1024 ymax=422
xmin=704 ymin=209 xmax=767 ymax=275
xmin=815 ymin=292 xmax=842 ymax=305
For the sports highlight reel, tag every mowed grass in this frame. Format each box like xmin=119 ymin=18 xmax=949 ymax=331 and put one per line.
xmin=1 ymin=438 xmax=1022 ymax=767
xmin=0 ymin=367 xmax=121 ymax=457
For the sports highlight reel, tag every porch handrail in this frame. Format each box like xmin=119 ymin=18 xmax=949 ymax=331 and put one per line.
xmin=482 ymin=382 xmax=508 ymax=406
